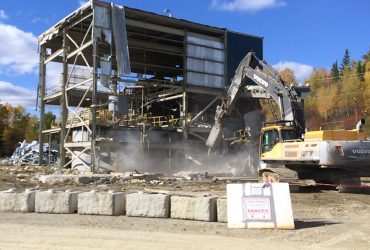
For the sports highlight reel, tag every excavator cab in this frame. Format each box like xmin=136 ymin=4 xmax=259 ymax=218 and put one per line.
xmin=260 ymin=125 xmax=299 ymax=155
xmin=261 ymin=127 xmax=280 ymax=153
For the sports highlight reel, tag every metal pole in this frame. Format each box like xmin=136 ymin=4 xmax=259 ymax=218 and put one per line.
xmin=91 ymin=1 xmax=98 ymax=172
xmin=182 ymin=31 xmax=188 ymax=141
xmin=190 ymin=96 xmax=219 ymax=125
xmin=141 ymin=88 xmax=144 ymax=117
xmin=168 ymin=137 xmax=171 ymax=173
xmin=60 ymin=27 xmax=68 ymax=169
xmin=182 ymin=91 xmax=188 ymax=139
xmin=38 ymin=45 xmax=46 ymax=166
xmin=48 ymin=134 xmax=51 ymax=166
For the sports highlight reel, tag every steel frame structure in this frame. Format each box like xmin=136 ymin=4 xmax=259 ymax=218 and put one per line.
xmin=37 ymin=0 xmax=264 ymax=172
xmin=38 ymin=1 xmax=100 ymax=170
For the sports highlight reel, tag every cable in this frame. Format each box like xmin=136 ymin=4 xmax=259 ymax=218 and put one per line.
xmin=304 ymin=72 xmax=366 ymax=85
xmin=308 ymin=88 xmax=370 ymax=99
xmin=314 ymin=182 xmax=370 ymax=190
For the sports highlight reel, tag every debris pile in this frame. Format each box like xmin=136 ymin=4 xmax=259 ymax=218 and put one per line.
xmin=7 ymin=140 xmax=59 ymax=166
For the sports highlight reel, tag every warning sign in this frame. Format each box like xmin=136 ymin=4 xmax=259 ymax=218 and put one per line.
xmin=242 ymin=196 xmax=272 ymax=221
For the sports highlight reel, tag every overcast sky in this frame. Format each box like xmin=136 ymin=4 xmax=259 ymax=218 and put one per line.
xmin=0 ymin=0 xmax=369 ymax=113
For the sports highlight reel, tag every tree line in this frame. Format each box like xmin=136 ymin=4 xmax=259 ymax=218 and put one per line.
xmin=0 ymin=103 xmax=55 ymax=157
xmin=279 ymin=48 xmax=370 ymax=132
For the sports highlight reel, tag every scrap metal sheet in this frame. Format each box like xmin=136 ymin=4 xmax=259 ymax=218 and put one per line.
xmin=111 ymin=5 xmax=131 ymax=76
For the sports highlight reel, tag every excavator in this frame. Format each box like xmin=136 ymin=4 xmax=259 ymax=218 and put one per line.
xmin=206 ymin=52 xmax=370 ymax=191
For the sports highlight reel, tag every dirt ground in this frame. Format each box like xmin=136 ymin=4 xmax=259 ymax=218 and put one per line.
xmin=0 ymin=165 xmax=370 ymax=249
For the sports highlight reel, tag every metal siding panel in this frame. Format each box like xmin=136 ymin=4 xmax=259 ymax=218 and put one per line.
xmin=94 ymin=5 xmax=111 ymax=29
xmin=226 ymin=31 xmax=263 ymax=86
xmin=112 ymin=5 xmax=131 ymax=76
xmin=187 ymin=72 xmax=223 ymax=88
xmin=187 ymin=44 xmax=224 ymax=62
xmin=186 ymin=58 xmax=224 ymax=75
xmin=187 ymin=35 xmax=223 ymax=49
xmin=185 ymin=33 xmax=225 ymax=88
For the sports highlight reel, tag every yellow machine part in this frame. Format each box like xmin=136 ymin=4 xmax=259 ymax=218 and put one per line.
xmin=261 ymin=143 xmax=283 ymax=160
xmin=261 ymin=125 xmax=287 ymax=132
xmin=305 ymin=130 xmax=367 ymax=141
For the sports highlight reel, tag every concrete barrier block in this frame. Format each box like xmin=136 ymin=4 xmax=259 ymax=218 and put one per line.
xmin=35 ymin=189 xmax=78 ymax=214
xmin=126 ymin=192 xmax=170 ymax=218
xmin=0 ymin=188 xmax=36 ymax=212
xmin=78 ymin=190 xmax=125 ymax=216
xmin=170 ymin=196 xmax=217 ymax=222
xmin=217 ymin=198 xmax=227 ymax=223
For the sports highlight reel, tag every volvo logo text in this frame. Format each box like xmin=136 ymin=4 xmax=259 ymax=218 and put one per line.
xmin=253 ymin=74 xmax=269 ymax=87
xmin=352 ymin=149 xmax=370 ymax=154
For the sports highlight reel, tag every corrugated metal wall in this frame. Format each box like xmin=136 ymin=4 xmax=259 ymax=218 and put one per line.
xmin=226 ymin=31 xmax=263 ymax=87
xmin=185 ymin=33 xmax=225 ymax=88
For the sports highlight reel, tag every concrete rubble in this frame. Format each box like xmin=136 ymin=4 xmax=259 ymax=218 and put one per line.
xmin=39 ymin=174 xmax=110 ymax=185
xmin=35 ymin=189 xmax=78 ymax=214
xmin=38 ymin=172 xmax=164 ymax=185
xmin=78 ymin=190 xmax=125 ymax=216
xmin=126 ymin=192 xmax=170 ymax=218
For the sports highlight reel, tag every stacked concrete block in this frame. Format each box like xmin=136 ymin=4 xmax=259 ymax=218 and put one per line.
xmin=0 ymin=188 xmax=36 ymax=212
xmin=126 ymin=192 xmax=170 ymax=218
xmin=170 ymin=196 xmax=217 ymax=222
xmin=35 ymin=189 xmax=78 ymax=214
xmin=217 ymin=198 xmax=227 ymax=223
xmin=78 ymin=190 xmax=125 ymax=216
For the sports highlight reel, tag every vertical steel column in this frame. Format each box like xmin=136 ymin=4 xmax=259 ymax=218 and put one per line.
xmin=182 ymin=31 xmax=188 ymax=139
xmin=223 ymin=30 xmax=228 ymax=89
xmin=38 ymin=45 xmax=46 ymax=166
xmin=182 ymin=91 xmax=188 ymax=139
xmin=60 ymin=27 xmax=68 ymax=169
xmin=141 ymin=88 xmax=144 ymax=117
xmin=91 ymin=1 xmax=98 ymax=172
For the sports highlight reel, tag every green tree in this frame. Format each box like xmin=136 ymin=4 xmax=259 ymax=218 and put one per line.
xmin=330 ymin=60 xmax=340 ymax=82
xmin=0 ymin=102 xmax=9 ymax=156
xmin=25 ymin=115 xmax=39 ymax=141
xmin=1 ymin=104 xmax=27 ymax=155
xmin=44 ymin=111 xmax=56 ymax=129
xmin=340 ymin=48 xmax=351 ymax=73
xmin=356 ymin=61 xmax=365 ymax=82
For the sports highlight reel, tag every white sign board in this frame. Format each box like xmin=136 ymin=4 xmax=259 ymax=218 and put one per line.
xmin=227 ymin=183 xmax=294 ymax=229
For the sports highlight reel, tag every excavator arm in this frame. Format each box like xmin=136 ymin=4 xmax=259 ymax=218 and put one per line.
xmin=206 ymin=52 xmax=304 ymax=152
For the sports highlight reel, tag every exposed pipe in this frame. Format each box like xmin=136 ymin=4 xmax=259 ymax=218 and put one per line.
xmin=190 ymin=96 xmax=220 ymax=125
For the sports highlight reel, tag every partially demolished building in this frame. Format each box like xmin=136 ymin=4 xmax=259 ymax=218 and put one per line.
xmin=38 ymin=0 xmax=264 ymax=174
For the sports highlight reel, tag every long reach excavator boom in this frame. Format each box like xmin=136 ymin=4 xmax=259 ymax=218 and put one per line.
xmin=206 ymin=52 xmax=304 ymax=152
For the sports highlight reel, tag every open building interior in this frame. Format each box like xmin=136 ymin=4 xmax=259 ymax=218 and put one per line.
xmin=38 ymin=0 xmax=265 ymax=175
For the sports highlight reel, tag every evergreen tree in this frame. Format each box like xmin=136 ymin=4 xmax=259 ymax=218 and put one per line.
xmin=330 ymin=60 xmax=340 ymax=82
xmin=356 ymin=61 xmax=365 ymax=82
xmin=340 ymin=49 xmax=351 ymax=73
